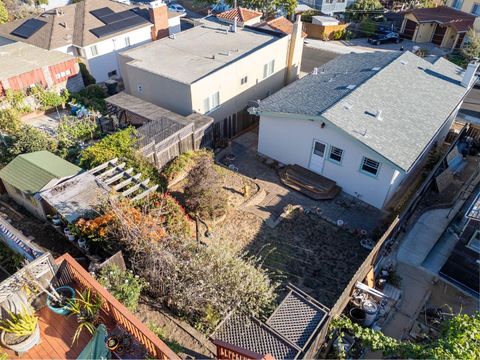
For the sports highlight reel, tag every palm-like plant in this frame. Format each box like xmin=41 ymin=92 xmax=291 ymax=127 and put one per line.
xmin=68 ymin=289 xmax=103 ymax=344
xmin=0 ymin=308 xmax=38 ymax=337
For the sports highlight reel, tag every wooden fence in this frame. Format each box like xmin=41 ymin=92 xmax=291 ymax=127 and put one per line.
xmin=312 ymin=124 xmax=471 ymax=353
xmin=55 ymin=253 xmax=179 ymax=360
xmin=302 ymin=22 xmax=348 ymax=40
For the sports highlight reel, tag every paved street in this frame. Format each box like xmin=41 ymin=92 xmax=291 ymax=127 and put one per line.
xmin=301 ymin=45 xmax=339 ymax=74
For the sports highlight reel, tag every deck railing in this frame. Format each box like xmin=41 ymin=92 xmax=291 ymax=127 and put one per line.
xmin=213 ymin=339 xmax=275 ymax=360
xmin=55 ymin=253 xmax=179 ymax=360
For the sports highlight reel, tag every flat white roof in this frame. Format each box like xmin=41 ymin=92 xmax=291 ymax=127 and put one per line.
xmin=120 ymin=18 xmax=283 ymax=84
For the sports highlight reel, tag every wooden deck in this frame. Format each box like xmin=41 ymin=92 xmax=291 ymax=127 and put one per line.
xmin=3 ymin=306 xmax=92 ymax=359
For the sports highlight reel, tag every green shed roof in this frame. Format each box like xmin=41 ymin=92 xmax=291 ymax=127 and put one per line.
xmin=0 ymin=151 xmax=82 ymax=194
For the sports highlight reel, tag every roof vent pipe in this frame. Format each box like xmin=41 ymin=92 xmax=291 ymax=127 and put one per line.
xmin=376 ymin=110 xmax=383 ymax=121
xmin=462 ymin=60 xmax=480 ymax=88
xmin=233 ymin=16 xmax=238 ymax=33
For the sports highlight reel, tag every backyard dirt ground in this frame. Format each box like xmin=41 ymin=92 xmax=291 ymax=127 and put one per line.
xmin=169 ymin=161 xmax=371 ymax=308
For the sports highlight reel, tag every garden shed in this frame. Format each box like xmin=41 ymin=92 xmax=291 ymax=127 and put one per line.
xmin=105 ymin=92 xmax=214 ymax=169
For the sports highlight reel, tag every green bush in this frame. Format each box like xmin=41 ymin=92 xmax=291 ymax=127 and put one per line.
xmin=0 ymin=108 xmax=21 ymax=134
xmin=0 ymin=1 xmax=8 ymax=24
xmin=359 ymin=18 xmax=377 ymax=37
xmin=79 ymin=62 xmax=96 ymax=86
xmin=57 ymin=115 xmax=100 ymax=149
xmin=10 ymin=125 xmax=57 ymax=156
xmin=31 ymin=85 xmax=69 ymax=110
xmin=162 ymin=149 xmax=211 ymax=182
xmin=5 ymin=89 xmax=31 ymax=114
xmin=70 ymin=84 xmax=106 ymax=114
xmin=97 ymin=264 xmax=145 ymax=311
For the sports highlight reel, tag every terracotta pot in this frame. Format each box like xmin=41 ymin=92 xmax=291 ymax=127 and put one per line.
xmin=0 ymin=323 xmax=40 ymax=354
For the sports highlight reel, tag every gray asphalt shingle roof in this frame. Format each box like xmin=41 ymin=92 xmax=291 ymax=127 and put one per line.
xmin=256 ymin=51 xmax=469 ymax=171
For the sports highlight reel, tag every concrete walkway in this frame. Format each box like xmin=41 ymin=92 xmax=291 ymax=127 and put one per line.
xmin=396 ymin=208 xmax=452 ymax=266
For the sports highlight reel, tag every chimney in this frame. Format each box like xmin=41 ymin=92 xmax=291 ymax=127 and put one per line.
xmin=461 ymin=60 xmax=479 ymax=88
xmin=286 ymin=15 xmax=304 ymax=85
xmin=149 ymin=0 xmax=169 ymax=41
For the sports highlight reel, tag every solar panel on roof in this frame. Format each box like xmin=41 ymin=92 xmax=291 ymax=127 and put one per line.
xmin=90 ymin=7 xmax=114 ymax=22
xmin=90 ymin=13 xmax=148 ymax=38
xmin=11 ymin=18 xmax=47 ymax=39
xmin=101 ymin=10 xmax=138 ymax=24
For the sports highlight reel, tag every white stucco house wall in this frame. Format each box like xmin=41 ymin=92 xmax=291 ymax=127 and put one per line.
xmin=252 ymin=51 xmax=475 ymax=209
xmin=0 ymin=0 xmax=182 ymax=83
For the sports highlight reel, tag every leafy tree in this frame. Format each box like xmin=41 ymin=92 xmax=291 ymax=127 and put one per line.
xmin=359 ymin=18 xmax=377 ymax=36
xmin=10 ymin=125 xmax=57 ymax=156
xmin=198 ymin=0 xmax=297 ymax=16
xmin=78 ymin=62 xmax=96 ymax=86
xmin=0 ymin=1 xmax=8 ymax=24
xmin=70 ymin=84 xmax=107 ymax=114
xmin=330 ymin=313 xmax=480 ymax=359
xmin=30 ymin=85 xmax=69 ymax=110
xmin=0 ymin=108 xmax=21 ymax=134
xmin=184 ymin=155 xmax=228 ymax=221
xmin=79 ymin=127 xmax=136 ymax=168
xmin=346 ymin=0 xmax=383 ymax=21
xmin=462 ymin=28 xmax=480 ymax=62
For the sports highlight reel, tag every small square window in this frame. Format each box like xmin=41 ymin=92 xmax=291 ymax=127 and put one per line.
xmin=137 ymin=84 xmax=143 ymax=93
xmin=65 ymin=69 xmax=71 ymax=76
xmin=241 ymin=76 xmax=248 ymax=85
xmin=329 ymin=146 xmax=344 ymax=163
xmin=108 ymin=70 xmax=117 ymax=78
xmin=204 ymin=91 xmax=220 ymax=112
xmin=361 ymin=157 xmax=380 ymax=176
xmin=90 ymin=45 xmax=98 ymax=57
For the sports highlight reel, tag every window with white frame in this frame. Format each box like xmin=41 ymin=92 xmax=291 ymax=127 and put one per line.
xmin=90 ymin=45 xmax=98 ymax=57
xmin=204 ymin=91 xmax=220 ymax=113
xmin=241 ymin=76 xmax=248 ymax=85
xmin=263 ymin=60 xmax=275 ymax=79
xmin=451 ymin=0 xmax=463 ymax=8
xmin=467 ymin=230 xmax=480 ymax=253
xmin=125 ymin=36 xmax=131 ymax=47
xmin=325 ymin=0 xmax=334 ymax=3
xmin=361 ymin=157 xmax=380 ymax=176
xmin=329 ymin=146 xmax=344 ymax=163
xmin=472 ymin=3 xmax=480 ymax=15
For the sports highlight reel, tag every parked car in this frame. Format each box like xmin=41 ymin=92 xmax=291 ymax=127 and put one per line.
xmin=168 ymin=3 xmax=186 ymax=14
xmin=368 ymin=31 xmax=402 ymax=45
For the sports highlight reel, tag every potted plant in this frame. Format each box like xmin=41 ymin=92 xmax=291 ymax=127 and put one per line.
xmin=50 ymin=215 xmax=62 ymax=226
xmin=46 ymin=285 xmax=76 ymax=316
xmin=106 ymin=336 xmax=120 ymax=351
xmin=69 ymin=289 xmax=103 ymax=343
xmin=0 ymin=308 xmax=40 ymax=354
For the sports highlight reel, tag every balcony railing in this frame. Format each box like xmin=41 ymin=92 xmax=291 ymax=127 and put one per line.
xmin=55 ymin=253 xmax=179 ymax=360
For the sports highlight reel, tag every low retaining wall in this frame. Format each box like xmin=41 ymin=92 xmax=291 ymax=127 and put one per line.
xmin=303 ymin=22 xmax=349 ymax=40
xmin=0 ymin=217 xmax=43 ymax=261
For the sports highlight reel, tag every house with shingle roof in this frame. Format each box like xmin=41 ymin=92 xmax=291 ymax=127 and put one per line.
xmin=0 ymin=151 xmax=82 ymax=219
xmin=401 ymin=6 xmax=475 ymax=49
xmin=0 ymin=0 xmax=182 ymax=82
xmin=251 ymin=51 xmax=476 ymax=209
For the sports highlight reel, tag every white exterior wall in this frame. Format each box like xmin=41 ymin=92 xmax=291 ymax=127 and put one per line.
xmin=190 ymin=35 xmax=290 ymax=122
xmin=258 ymin=115 xmax=404 ymax=209
xmin=82 ymin=26 xmax=152 ymax=82
xmin=168 ymin=16 xmax=181 ymax=35
xmin=3 ymin=182 xmax=46 ymax=219
xmin=41 ymin=0 xmax=71 ymax=11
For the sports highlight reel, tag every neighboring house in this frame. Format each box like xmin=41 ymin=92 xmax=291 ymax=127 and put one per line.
xmin=256 ymin=16 xmax=308 ymax=37
xmin=401 ymin=6 xmax=475 ymax=49
xmin=251 ymin=52 xmax=475 ymax=209
xmin=0 ymin=151 xmax=82 ymax=219
xmin=216 ymin=7 xmax=262 ymax=26
xmin=0 ymin=42 xmax=83 ymax=95
xmin=299 ymin=0 xmax=347 ymax=15
xmin=447 ymin=0 xmax=480 ymax=16
xmin=40 ymin=0 xmax=72 ymax=11
xmin=439 ymin=192 xmax=479 ymax=296
xmin=0 ymin=0 xmax=182 ymax=83
xmin=118 ymin=16 xmax=304 ymax=139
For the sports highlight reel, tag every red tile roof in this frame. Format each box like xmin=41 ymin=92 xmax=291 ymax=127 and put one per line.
xmin=408 ymin=6 xmax=475 ymax=32
xmin=262 ymin=17 xmax=307 ymax=37
xmin=217 ymin=7 xmax=262 ymax=23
